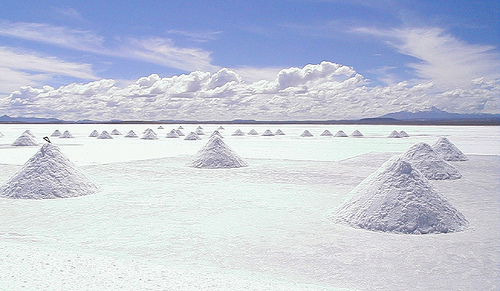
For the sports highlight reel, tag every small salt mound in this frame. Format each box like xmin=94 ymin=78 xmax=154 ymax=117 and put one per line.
xmin=12 ymin=133 xmax=39 ymax=146
xmin=197 ymin=126 xmax=203 ymax=130
xmin=89 ymin=130 xmax=99 ymax=137
xmin=184 ymin=132 xmax=201 ymax=140
xmin=331 ymin=156 xmax=468 ymax=234
xmin=141 ymin=130 xmax=159 ymax=140
xmin=399 ymin=130 xmax=409 ymax=137
xmin=232 ymin=129 xmax=245 ymax=136
xmin=335 ymin=130 xmax=348 ymax=137
xmin=188 ymin=135 xmax=248 ymax=169
xmin=124 ymin=130 xmax=138 ymax=138
xmin=178 ymin=126 xmax=184 ymax=129
xmin=261 ymin=129 xmax=275 ymax=136
xmin=211 ymin=130 xmax=223 ymax=138
xmin=97 ymin=131 xmax=113 ymax=139
xmin=23 ymin=130 xmax=36 ymax=138
xmin=59 ymin=130 xmax=74 ymax=138
xmin=175 ymin=129 xmax=185 ymax=136
xmin=432 ymin=137 xmax=468 ymax=161
xmin=166 ymin=130 xmax=180 ymax=138
xmin=320 ymin=130 xmax=333 ymax=136
xmin=110 ymin=129 xmax=122 ymax=135
xmin=301 ymin=130 xmax=313 ymax=137
xmin=157 ymin=126 xmax=164 ymax=129
xmin=351 ymin=129 xmax=364 ymax=137
xmin=275 ymin=129 xmax=286 ymax=135
xmin=401 ymin=142 xmax=461 ymax=180
xmin=388 ymin=130 xmax=402 ymax=138
xmin=0 ymin=143 xmax=99 ymax=199
xmin=51 ymin=130 xmax=61 ymax=137
xmin=218 ymin=126 xmax=225 ymax=130
xmin=195 ymin=128 xmax=206 ymax=135
xmin=248 ymin=129 xmax=259 ymax=135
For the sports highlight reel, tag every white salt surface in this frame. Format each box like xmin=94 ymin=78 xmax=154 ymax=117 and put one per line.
xmin=0 ymin=124 xmax=498 ymax=290
xmin=432 ymin=137 xmax=468 ymax=161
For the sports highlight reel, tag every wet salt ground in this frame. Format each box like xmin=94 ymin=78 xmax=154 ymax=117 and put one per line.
xmin=0 ymin=125 xmax=498 ymax=290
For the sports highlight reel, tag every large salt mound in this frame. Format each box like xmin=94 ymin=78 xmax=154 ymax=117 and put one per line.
xmin=331 ymin=156 xmax=468 ymax=234
xmin=432 ymin=137 xmax=468 ymax=161
xmin=184 ymin=132 xmax=201 ymax=140
xmin=388 ymin=130 xmax=402 ymax=138
xmin=12 ymin=133 xmax=39 ymax=146
xmin=89 ymin=130 xmax=99 ymax=137
xmin=401 ymin=142 xmax=461 ymax=180
xmin=262 ymin=129 xmax=275 ymax=136
xmin=320 ymin=130 xmax=333 ymax=137
xmin=51 ymin=130 xmax=61 ymax=137
xmin=232 ymin=129 xmax=245 ymax=136
xmin=351 ymin=129 xmax=363 ymax=137
xmin=334 ymin=130 xmax=348 ymax=137
xmin=111 ymin=129 xmax=122 ymax=135
xmin=300 ymin=130 xmax=313 ymax=137
xmin=124 ymin=130 xmax=138 ymax=138
xmin=23 ymin=130 xmax=36 ymax=138
xmin=59 ymin=130 xmax=74 ymax=138
xmin=0 ymin=143 xmax=99 ymax=199
xmin=97 ymin=131 xmax=113 ymax=139
xmin=188 ymin=135 xmax=248 ymax=169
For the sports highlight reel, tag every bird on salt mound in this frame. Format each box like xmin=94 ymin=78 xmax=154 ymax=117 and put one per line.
xmin=11 ymin=133 xmax=39 ymax=146
xmin=432 ymin=137 xmax=468 ymax=161
xmin=401 ymin=142 xmax=461 ymax=180
xmin=188 ymin=135 xmax=248 ymax=169
xmin=0 ymin=143 xmax=99 ymax=199
xmin=330 ymin=156 xmax=468 ymax=234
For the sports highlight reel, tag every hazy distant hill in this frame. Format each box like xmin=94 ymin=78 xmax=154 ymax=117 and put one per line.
xmin=379 ymin=106 xmax=499 ymax=120
xmin=0 ymin=115 xmax=64 ymax=123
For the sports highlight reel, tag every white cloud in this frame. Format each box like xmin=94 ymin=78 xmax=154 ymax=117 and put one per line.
xmin=166 ymin=29 xmax=222 ymax=43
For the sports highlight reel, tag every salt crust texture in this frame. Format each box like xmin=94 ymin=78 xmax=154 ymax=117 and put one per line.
xmin=331 ymin=156 xmax=468 ymax=234
xmin=432 ymin=137 xmax=468 ymax=161
xmin=401 ymin=142 xmax=461 ymax=180
xmin=188 ymin=135 xmax=248 ymax=169
xmin=11 ymin=133 xmax=38 ymax=146
xmin=0 ymin=143 xmax=99 ymax=199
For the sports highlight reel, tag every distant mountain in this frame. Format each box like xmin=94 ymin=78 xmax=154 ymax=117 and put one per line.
xmin=0 ymin=115 xmax=64 ymax=123
xmin=379 ymin=106 xmax=500 ymax=120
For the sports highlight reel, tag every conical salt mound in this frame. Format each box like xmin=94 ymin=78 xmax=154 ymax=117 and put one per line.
xmin=351 ymin=130 xmax=363 ymax=137
xmin=261 ymin=129 xmax=275 ymax=136
xmin=300 ymin=130 xmax=313 ymax=137
xmin=331 ymin=156 xmax=468 ymax=234
xmin=97 ymin=131 xmax=113 ymax=139
xmin=0 ymin=143 xmax=99 ymax=199
xmin=124 ymin=130 xmax=138 ymax=138
xmin=51 ymin=130 xmax=61 ymax=137
xmin=23 ymin=130 xmax=36 ymax=138
xmin=141 ymin=130 xmax=158 ymax=140
xmin=178 ymin=126 xmax=184 ymax=129
xmin=111 ymin=129 xmax=122 ymax=135
xmin=218 ymin=126 xmax=225 ymax=130
xmin=157 ymin=126 xmax=164 ymax=129
xmin=188 ymin=135 xmax=248 ymax=169
xmin=399 ymin=130 xmax=409 ymax=137
xmin=12 ymin=133 xmax=38 ymax=146
xmin=184 ymin=132 xmax=201 ymax=140
xmin=197 ymin=126 xmax=203 ymax=130
xmin=275 ymin=129 xmax=286 ymax=135
xmin=89 ymin=130 xmax=99 ymax=137
xmin=401 ymin=142 xmax=461 ymax=180
xmin=388 ymin=130 xmax=402 ymax=138
xmin=232 ymin=129 xmax=245 ymax=136
xmin=432 ymin=137 xmax=468 ymax=161
xmin=59 ymin=130 xmax=74 ymax=138
xmin=320 ymin=130 xmax=333 ymax=136
xmin=248 ymin=129 xmax=259 ymax=135
xmin=175 ymin=129 xmax=185 ymax=136
xmin=211 ymin=130 xmax=223 ymax=138
xmin=195 ymin=128 xmax=206 ymax=135
xmin=335 ymin=130 xmax=348 ymax=137
xmin=166 ymin=129 xmax=180 ymax=138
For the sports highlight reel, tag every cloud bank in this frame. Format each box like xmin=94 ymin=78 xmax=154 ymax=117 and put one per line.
xmin=2 ymin=61 xmax=498 ymax=121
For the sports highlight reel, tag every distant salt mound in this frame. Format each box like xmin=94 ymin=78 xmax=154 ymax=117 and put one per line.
xmin=51 ymin=130 xmax=61 ymax=137
xmin=175 ymin=129 xmax=185 ymax=136
xmin=141 ymin=130 xmax=159 ymax=140
xmin=388 ymin=130 xmax=402 ymax=138
xmin=184 ymin=132 xmax=201 ymax=140
xmin=157 ymin=126 xmax=164 ymax=129
xmin=399 ymin=130 xmax=409 ymax=137
xmin=0 ymin=143 xmax=99 ymax=199
xmin=111 ymin=129 xmax=122 ymax=135
xmin=335 ymin=130 xmax=348 ymax=137
xmin=232 ymin=129 xmax=245 ymax=136
xmin=197 ymin=126 xmax=203 ymax=130
xmin=124 ymin=130 xmax=138 ymax=138
xmin=12 ymin=133 xmax=39 ymax=146
xmin=211 ymin=130 xmax=223 ymax=138
xmin=275 ymin=129 xmax=286 ymax=135
xmin=97 ymin=131 xmax=113 ymax=139
xmin=320 ymin=130 xmax=333 ymax=137
xmin=331 ymin=156 xmax=468 ymax=234
xmin=89 ymin=130 xmax=99 ymax=137
xmin=262 ymin=129 xmax=275 ymax=136
xmin=218 ymin=126 xmax=225 ymax=130
xmin=432 ymin=137 xmax=468 ymax=161
xmin=351 ymin=130 xmax=364 ymax=137
xmin=23 ymin=130 xmax=36 ymax=138
xmin=166 ymin=130 xmax=180 ymax=138
xmin=301 ymin=130 xmax=313 ymax=137
xmin=188 ymin=135 xmax=248 ymax=169
xmin=59 ymin=130 xmax=74 ymax=138
xmin=401 ymin=142 xmax=461 ymax=180
xmin=248 ymin=129 xmax=259 ymax=135
xmin=195 ymin=128 xmax=206 ymax=135
xmin=178 ymin=126 xmax=184 ymax=129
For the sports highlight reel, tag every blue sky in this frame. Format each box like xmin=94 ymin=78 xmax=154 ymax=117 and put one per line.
xmin=0 ymin=0 xmax=498 ymax=121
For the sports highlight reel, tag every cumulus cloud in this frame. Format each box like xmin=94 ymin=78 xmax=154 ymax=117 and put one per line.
xmin=3 ymin=61 xmax=498 ymax=121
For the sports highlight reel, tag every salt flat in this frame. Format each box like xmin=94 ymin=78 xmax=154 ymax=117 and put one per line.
xmin=0 ymin=124 xmax=498 ymax=290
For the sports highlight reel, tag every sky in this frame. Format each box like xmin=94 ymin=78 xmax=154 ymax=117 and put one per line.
xmin=0 ymin=0 xmax=498 ymax=121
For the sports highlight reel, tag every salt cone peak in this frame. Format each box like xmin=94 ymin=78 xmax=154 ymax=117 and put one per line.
xmin=124 ymin=130 xmax=138 ymax=138
xmin=335 ymin=130 xmax=348 ymax=137
xmin=399 ymin=130 xmax=409 ymax=137
xmin=262 ymin=129 xmax=275 ymax=136
xmin=211 ymin=130 xmax=224 ymax=138
xmin=195 ymin=128 xmax=206 ymax=135
xmin=111 ymin=129 xmax=122 ymax=135
xmin=232 ymin=129 xmax=245 ymax=136
xmin=320 ymin=130 xmax=333 ymax=136
xmin=0 ymin=143 xmax=99 ymax=199
xmin=51 ymin=129 xmax=61 ymax=137
xmin=59 ymin=130 xmax=74 ymax=138
xmin=188 ymin=135 xmax=248 ymax=169
xmin=97 ymin=130 xmax=113 ymax=139
xmin=23 ymin=130 xmax=36 ymax=138
xmin=275 ymin=129 xmax=286 ymax=135
xmin=166 ymin=129 xmax=180 ymax=138
xmin=388 ymin=130 xmax=402 ymax=138
xmin=12 ymin=132 xmax=39 ymax=146
xmin=351 ymin=130 xmax=363 ymax=137
xmin=157 ymin=126 xmax=164 ymax=129
xmin=331 ymin=155 xmax=468 ymax=234
xmin=184 ymin=132 xmax=201 ymax=140
xmin=432 ymin=137 xmax=468 ymax=161
xmin=301 ymin=130 xmax=313 ymax=137
xmin=248 ymin=129 xmax=259 ymax=135
xmin=175 ymin=129 xmax=185 ymax=136
xmin=401 ymin=142 xmax=461 ymax=180
xmin=89 ymin=130 xmax=99 ymax=137
xmin=141 ymin=130 xmax=159 ymax=140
